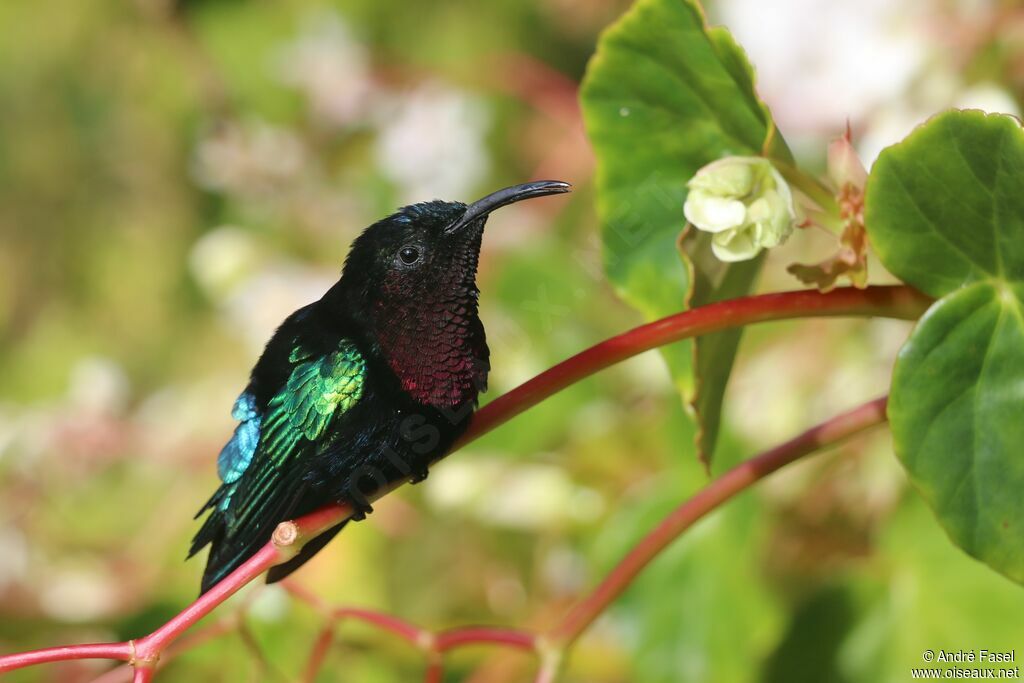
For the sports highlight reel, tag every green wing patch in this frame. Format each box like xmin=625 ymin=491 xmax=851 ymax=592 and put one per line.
xmin=277 ymin=340 xmax=367 ymax=441
xmin=227 ymin=339 xmax=367 ymax=529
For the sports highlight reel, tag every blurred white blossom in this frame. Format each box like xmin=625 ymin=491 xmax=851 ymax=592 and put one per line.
xmin=248 ymin=584 xmax=290 ymax=622
xmin=0 ymin=527 xmax=29 ymax=587
xmin=67 ymin=357 xmax=130 ymax=415
xmin=713 ymin=0 xmax=1019 ymax=165
xmin=276 ymin=11 xmax=374 ymax=127
xmin=953 ymin=83 xmax=1021 ymax=118
xmin=135 ymin=378 xmax=239 ymax=450
xmin=541 ymin=544 xmax=590 ymax=595
xmin=39 ymin=565 xmax=119 ymax=622
xmin=859 ymin=79 xmax=1021 ymax=163
xmin=193 ymin=120 xmax=306 ymax=196
xmin=425 ymin=458 xmax=603 ymax=529
xmin=188 ymin=227 xmax=335 ymax=353
xmin=189 ymin=226 xmax=262 ymax=299
xmin=225 ymin=265 xmax=336 ymax=354
xmin=485 ymin=575 xmax=528 ymax=616
xmin=714 ymin=0 xmax=928 ymax=135
xmin=373 ymin=83 xmax=490 ymax=202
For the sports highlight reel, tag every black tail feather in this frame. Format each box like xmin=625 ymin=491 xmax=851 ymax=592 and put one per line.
xmin=193 ymin=478 xmax=346 ymax=594
xmin=197 ymin=513 xmax=250 ymax=595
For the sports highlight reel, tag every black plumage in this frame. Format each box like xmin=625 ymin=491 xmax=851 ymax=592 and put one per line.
xmin=189 ymin=181 xmax=570 ymax=593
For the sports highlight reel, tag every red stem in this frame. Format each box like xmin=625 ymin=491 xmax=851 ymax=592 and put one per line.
xmin=0 ymin=643 xmax=133 ymax=672
xmin=331 ymin=608 xmax=425 ymax=645
xmin=0 ymin=286 xmax=927 ymax=679
xmin=288 ymin=604 xmax=535 ymax=683
xmin=435 ymin=627 xmax=536 ymax=652
xmin=300 ymin=628 xmax=335 ymax=683
xmin=88 ymin=611 xmax=247 ymax=683
xmin=280 ymin=578 xmax=328 ymax=612
xmin=545 ymin=396 xmax=890 ymax=647
xmin=285 ymin=580 xmax=426 ymax=650
xmin=134 ymin=544 xmax=280 ymax=662
xmin=423 ymin=658 xmax=445 ymax=683
xmin=460 ymin=286 xmax=924 ymax=444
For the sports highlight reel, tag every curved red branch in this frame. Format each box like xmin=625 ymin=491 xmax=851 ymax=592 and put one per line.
xmin=286 ymin=588 xmax=535 ymax=680
xmin=0 ymin=286 xmax=927 ymax=679
xmin=435 ymin=626 xmax=536 ymax=652
xmin=0 ymin=643 xmax=133 ymax=671
xmin=545 ymin=396 xmax=890 ymax=647
xmin=423 ymin=658 xmax=445 ymax=683
xmin=331 ymin=608 xmax=425 ymax=645
xmin=300 ymin=628 xmax=335 ymax=683
xmin=460 ymin=285 xmax=923 ymax=443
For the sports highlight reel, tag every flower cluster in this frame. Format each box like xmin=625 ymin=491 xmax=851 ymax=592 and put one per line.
xmin=683 ymin=156 xmax=797 ymax=262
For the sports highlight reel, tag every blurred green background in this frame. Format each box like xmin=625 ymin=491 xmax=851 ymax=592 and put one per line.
xmin=2 ymin=1 xmax=1023 ymax=681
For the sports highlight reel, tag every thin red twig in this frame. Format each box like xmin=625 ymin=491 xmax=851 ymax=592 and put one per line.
xmin=287 ymin=583 xmax=535 ymax=680
xmin=0 ymin=643 xmax=134 ymax=671
xmin=299 ymin=628 xmax=335 ymax=683
xmin=279 ymin=578 xmax=327 ymax=612
xmin=461 ymin=285 xmax=924 ymax=443
xmin=423 ymin=657 xmax=445 ymax=683
xmin=435 ymin=627 xmax=535 ymax=652
xmin=331 ymin=608 xmax=425 ymax=646
xmin=0 ymin=286 xmax=928 ymax=680
xmin=88 ymin=611 xmax=247 ymax=683
xmin=280 ymin=396 xmax=890 ymax=683
xmin=545 ymin=396 xmax=890 ymax=648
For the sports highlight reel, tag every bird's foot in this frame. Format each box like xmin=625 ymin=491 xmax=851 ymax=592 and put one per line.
xmin=409 ymin=466 xmax=430 ymax=484
xmin=348 ymin=500 xmax=374 ymax=522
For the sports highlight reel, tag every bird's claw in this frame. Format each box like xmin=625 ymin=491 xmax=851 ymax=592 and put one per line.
xmin=349 ymin=500 xmax=374 ymax=522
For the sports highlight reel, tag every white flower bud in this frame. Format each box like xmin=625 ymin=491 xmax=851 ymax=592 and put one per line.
xmin=683 ymin=157 xmax=796 ymax=262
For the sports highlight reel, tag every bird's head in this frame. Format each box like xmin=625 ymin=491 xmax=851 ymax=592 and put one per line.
xmin=340 ymin=181 xmax=571 ymax=305
xmin=335 ymin=180 xmax=571 ymax=407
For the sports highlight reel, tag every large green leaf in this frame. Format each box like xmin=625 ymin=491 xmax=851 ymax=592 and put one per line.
xmin=588 ymin=453 xmax=783 ymax=683
xmin=580 ymin=0 xmax=790 ymax=465
xmin=841 ymin=493 xmax=1024 ymax=682
xmin=865 ymin=110 xmax=1024 ymax=298
xmin=866 ymin=109 xmax=1024 ymax=582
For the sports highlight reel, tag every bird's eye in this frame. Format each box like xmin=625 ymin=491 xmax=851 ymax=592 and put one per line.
xmin=398 ymin=246 xmax=422 ymax=265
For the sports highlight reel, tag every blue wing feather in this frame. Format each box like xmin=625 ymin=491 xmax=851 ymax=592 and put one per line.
xmin=217 ymin=392 xmax=262 ymax=486
xmin=191 ymin=339 xmax=367 ymax=592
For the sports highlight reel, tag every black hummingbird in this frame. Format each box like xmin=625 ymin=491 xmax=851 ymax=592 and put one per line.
xmin=190 ymin=181 xmax=571 ymax=593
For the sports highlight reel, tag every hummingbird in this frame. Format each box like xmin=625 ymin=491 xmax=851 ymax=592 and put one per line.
xmin=189 ymin=181 xmax=571 ymax=594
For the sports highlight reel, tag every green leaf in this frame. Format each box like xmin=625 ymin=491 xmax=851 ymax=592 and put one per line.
xmin=589 ymin=460 xmax=783 ymax=683
xmin=889 ymin=282 xmax=1024 ymax=582
xmin=580 ymin=0 xmax=790 ymax=466
xmin=866 ymin=109 xmax=1024 ymax=582
xmin=841 ymin=493 xmax=1024 ymax=681
xmin=865 ymin=110 xmax=1024 ymax=298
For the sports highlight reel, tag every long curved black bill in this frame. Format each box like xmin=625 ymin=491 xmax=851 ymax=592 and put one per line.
xmin=446 ymin=180 xmax=572 ymax=233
